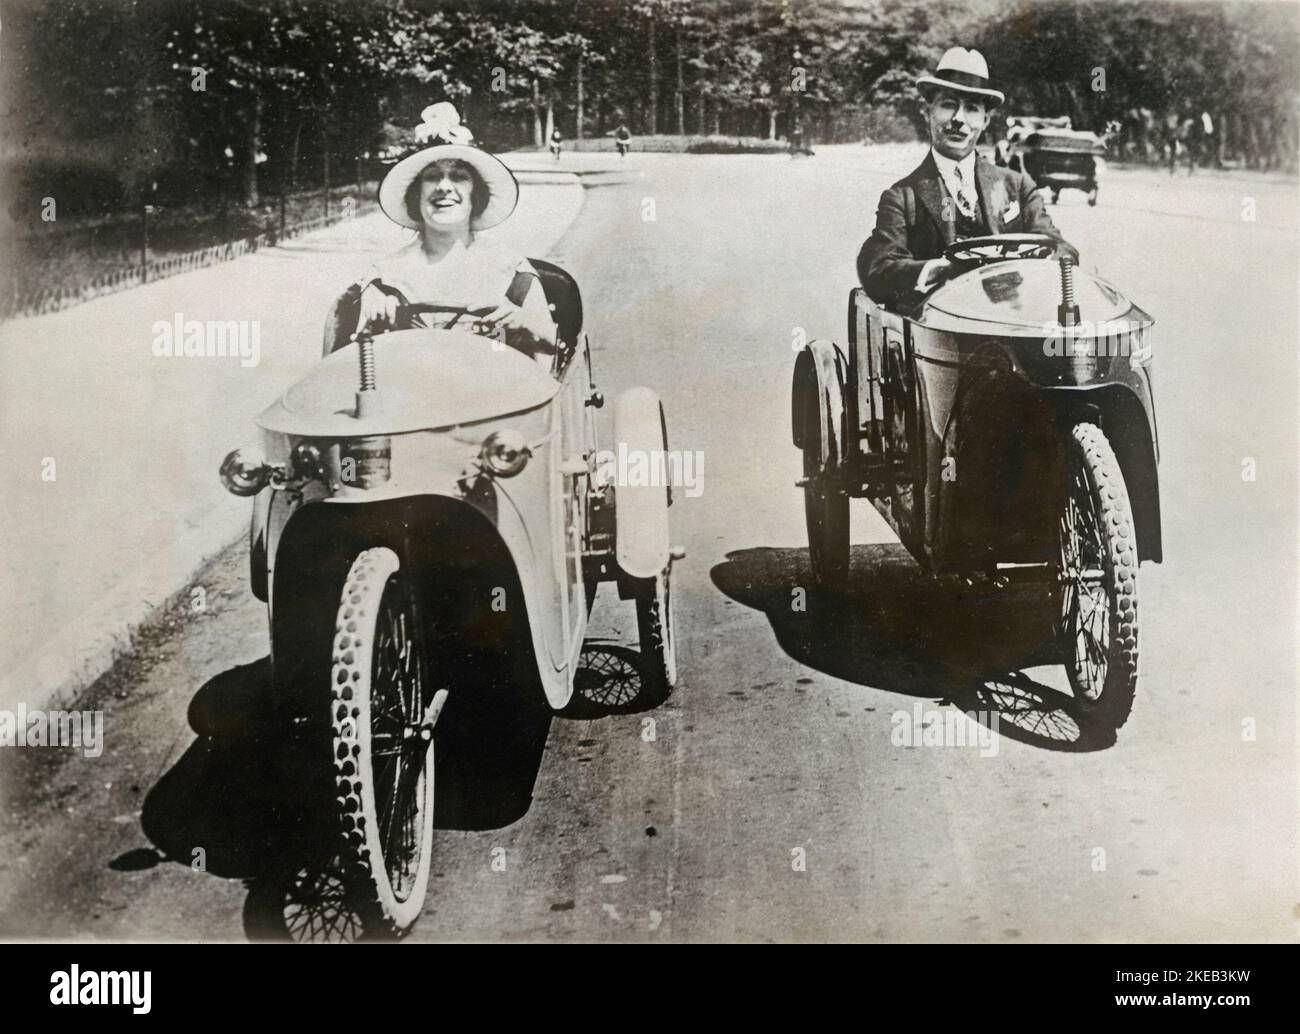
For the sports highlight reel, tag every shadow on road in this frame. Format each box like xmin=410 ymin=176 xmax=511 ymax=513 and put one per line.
xmin=558 ymin=641 xmax=665 ymax=719
xmin=136 ymin=649 xmax=554 ymax=941
xmin=710 ymin=543 xmax=1116 ymax=752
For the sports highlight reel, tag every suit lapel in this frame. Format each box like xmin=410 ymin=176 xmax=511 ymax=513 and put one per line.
xmin=913 ymin=152 xmax=955 ymax=246
xmin=974 ymin=158 xmax=1004 ymax=234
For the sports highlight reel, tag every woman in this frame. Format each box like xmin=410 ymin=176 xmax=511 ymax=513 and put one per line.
xmin=328 ymin=103 xmax=557 ymax=363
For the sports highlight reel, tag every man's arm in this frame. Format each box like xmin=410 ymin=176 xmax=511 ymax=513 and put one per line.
xmin=857 ymin=185 xmax=927 ymax=305
xmin=1016 ymin=173 xmax=1079 ymax=262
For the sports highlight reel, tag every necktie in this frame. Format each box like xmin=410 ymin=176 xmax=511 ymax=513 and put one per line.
xmin=953 ymin=164 xmax=976 ymax=220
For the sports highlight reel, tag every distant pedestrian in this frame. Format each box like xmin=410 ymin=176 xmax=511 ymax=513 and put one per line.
xmin=1179 ymin=116 xmax=1197 ymax=174
xmin=1199 ymin=110 xmax=1217 ymax=168
xmin=549 ymin=128 xmax=563 ymax=161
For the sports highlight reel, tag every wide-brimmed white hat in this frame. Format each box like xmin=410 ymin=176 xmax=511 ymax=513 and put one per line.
xmin=377 ymin=103 xmax=519 ymax=231
xmin=916 ymin=47 xmax=1005 ymax=108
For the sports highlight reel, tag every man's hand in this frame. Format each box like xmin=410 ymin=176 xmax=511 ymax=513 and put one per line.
xmin=358 ymin=282 xmax=398 ymax=330
xmin=916 ymin=257 xmax=953 ymax=293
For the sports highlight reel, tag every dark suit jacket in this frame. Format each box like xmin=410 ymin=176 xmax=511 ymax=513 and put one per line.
xmin=857 ymin=151 xmax=1077 ymax=307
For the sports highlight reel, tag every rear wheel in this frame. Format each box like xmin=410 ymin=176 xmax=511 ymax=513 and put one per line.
xmin=1057 ymin=423 xmax=1139 ymax=729
xmin=331 ymin=547 xmax=438 ymax=937
xmin=633 ymin=563 xmax=676 ymax=706
xmin=802 ymin=403 xmax=849 ymax=590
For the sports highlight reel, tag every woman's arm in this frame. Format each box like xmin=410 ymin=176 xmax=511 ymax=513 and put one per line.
xmin=480 ymin=263 xmax=559 ymax=363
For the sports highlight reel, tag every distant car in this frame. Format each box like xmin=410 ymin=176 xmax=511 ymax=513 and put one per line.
xmin=792 ymin=235 xmax=1161 ymax=733
xmin=1010 ymin=128 xmax=1107 ymax=206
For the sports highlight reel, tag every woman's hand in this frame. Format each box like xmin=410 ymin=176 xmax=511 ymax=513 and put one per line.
xmin=358 ymin=281 xmax=399 ymax=330
xmin=478 ymin=298 xmax=554 ymax=352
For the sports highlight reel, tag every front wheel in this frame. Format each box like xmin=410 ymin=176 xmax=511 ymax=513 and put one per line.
xmin=331 ymin=547 xmax=438 ymax=937
xmin=1057 ymin=423 xmax=1139 ymax=730
xmin=633 ymin=563 xmax=677 ymax=706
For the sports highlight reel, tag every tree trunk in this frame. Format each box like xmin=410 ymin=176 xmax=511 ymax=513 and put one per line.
xmin=768 ymin=107 xmax=777 ymax=141
xmin=648 ymin=16 xmax=658 ymax=134
xmin=241 ymin=92 xmax=262 ymax=207
xmin=576 ymin=51 xmax=585 ymax=140
xmin=712 ymin=98 xmax=721 ymax=135
xmin=674 ymin=20 xmax=685 ymax=135
xmin=545 ymin=98 xmax=555 ymax=144
xmin=696 ymin=46 xmax=706 ymax=134
xmin=287 ymin=112 xmax=303 ymax=191
xmin=532 ymin=78 xmax=543 ymax=148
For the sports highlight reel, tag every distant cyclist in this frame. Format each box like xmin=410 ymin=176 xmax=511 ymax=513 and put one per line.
xmin=549 ymin=128 xmax=563 ymax=161
xmin=614 ymin=123 xmax=632 ymax=157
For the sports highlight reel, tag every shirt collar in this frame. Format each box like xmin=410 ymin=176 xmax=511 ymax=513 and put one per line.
xmin=929 ymin=147 xmax=977 ymax=187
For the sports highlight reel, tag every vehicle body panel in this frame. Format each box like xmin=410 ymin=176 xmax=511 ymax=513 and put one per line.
xmin=250 ymin=325 xmax=598 ymax=711
xmin=794 ymin=257 xmax=1160 ymax=577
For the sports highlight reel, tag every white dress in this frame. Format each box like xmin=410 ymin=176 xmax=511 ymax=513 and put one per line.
xmin=352 ymin=237 xmax=558 ymax=362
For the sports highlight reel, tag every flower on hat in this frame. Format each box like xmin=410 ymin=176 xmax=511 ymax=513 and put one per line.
xmin=414 ymin=102 xmax=475 ymax=146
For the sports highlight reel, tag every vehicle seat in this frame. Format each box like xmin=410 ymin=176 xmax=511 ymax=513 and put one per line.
xmin=323 ymin=284 xmax=364 ymax=357
xmin=527 ymin=258 xmax=583 ymax=349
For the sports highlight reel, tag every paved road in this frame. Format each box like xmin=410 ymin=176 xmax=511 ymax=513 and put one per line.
xmin=1 ymin=146 xmax=1295 ymax=942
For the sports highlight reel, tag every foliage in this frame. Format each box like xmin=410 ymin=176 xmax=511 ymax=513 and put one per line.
xmin=3 ymin=0 xmax=1295 ymax=218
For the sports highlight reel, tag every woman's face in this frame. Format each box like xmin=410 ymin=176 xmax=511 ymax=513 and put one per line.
xmin=416 ymin=160 xmax=476 ymax=230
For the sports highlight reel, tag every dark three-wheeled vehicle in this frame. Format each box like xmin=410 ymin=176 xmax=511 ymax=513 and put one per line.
xmin=792 ymin=235 xmax=1159 ymax=731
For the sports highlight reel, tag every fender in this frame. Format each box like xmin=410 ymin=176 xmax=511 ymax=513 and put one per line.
xmin=268 ymin=488 xmax=574 ymax=713
xmin=1040 ymin=383 xmax=1162 ymax=563
xmin=791 ymin=339 xmax=849 ymax=475
xmin=611 ymin=387 xmax=671 ymax=580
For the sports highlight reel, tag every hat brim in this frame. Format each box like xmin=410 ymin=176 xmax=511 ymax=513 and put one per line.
xmin=378 ymin=144 xmax=520 ymax=231
xmin=917 ymin=75 xmax=1005 ymax=108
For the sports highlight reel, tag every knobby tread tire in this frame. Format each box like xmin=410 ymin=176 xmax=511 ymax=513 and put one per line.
xmin=1066 ymin=422 xmax=1139 ymax=730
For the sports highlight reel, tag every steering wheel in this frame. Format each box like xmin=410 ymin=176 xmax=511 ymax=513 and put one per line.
xmin=393 ymin=302 xmax=496 ymax=332
xmin=355 ymin=283 xmax=498 ymax=336
xmin=944 ymin=233 xmax=1058 ymax=267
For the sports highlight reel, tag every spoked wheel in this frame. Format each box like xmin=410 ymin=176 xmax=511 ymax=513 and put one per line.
xmin=802 ymin=418 xmax=849 ymax=591
xmin=633 ymin=562 xmax=677 ymax=706
xmin=1057 ymin=423 xmax=1139 ymax=730
xmin=331 ymin=547 xmax=440 ymax=937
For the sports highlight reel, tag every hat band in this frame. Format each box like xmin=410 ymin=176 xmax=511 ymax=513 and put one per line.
xmin=931 ymin=69 xmax=995 ymax=92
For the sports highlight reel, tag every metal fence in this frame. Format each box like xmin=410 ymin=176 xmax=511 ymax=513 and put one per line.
xmin=3 ymin=188 xmax=377 ymax=322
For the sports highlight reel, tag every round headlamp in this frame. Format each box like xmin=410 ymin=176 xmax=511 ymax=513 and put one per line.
xmin=480 ymin=430 xmax=531 ymax=478
xmin=219 ymin=448 xmax=274 ymax=496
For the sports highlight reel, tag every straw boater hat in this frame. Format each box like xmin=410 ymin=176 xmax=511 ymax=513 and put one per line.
xmin=916 ymin=47 xmax=1005 ymax=108
xmin=377 ymin=102 xmax=519 ymax=231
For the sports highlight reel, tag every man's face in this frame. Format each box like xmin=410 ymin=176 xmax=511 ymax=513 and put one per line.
xmin=925 ymin=89 xmax=990 ymax=160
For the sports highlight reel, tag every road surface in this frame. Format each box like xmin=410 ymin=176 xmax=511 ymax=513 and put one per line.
xmin=1 ymin=146 xmax=1295 ymax=942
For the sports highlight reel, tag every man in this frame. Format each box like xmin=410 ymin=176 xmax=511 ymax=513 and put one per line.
xmin=858 ymin=48 xmax=1076 ymax=310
